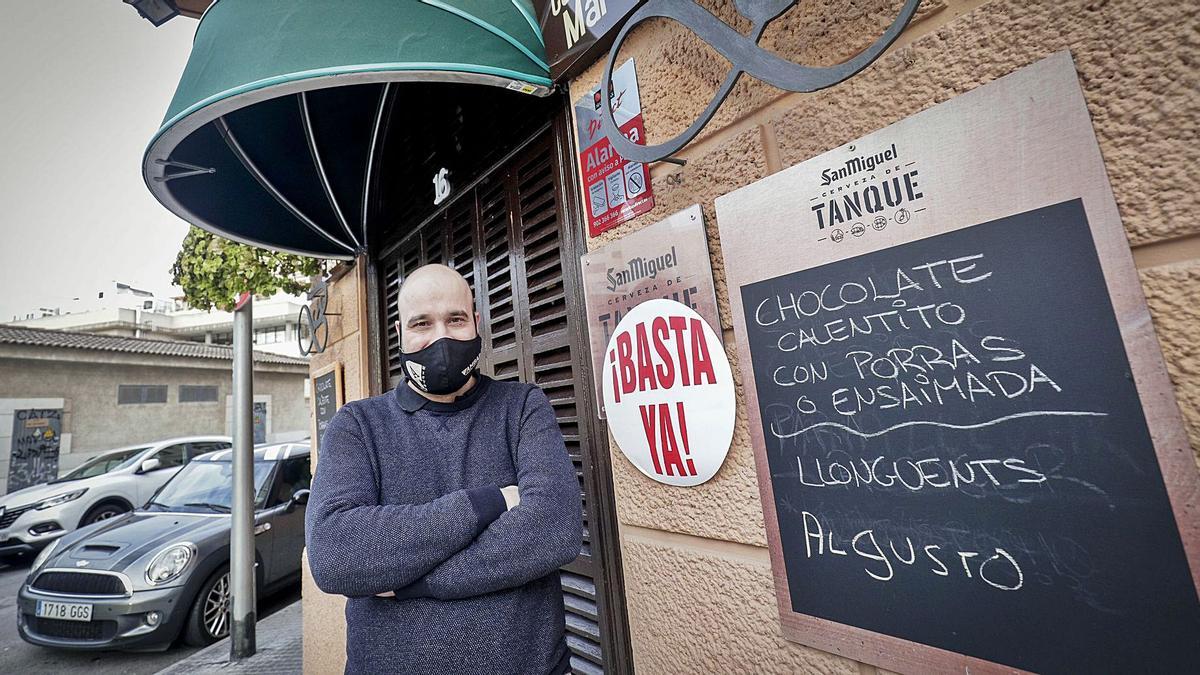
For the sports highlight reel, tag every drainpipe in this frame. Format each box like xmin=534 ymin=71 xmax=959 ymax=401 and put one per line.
xmin=230 ymin=292 xmax=256 ymax=659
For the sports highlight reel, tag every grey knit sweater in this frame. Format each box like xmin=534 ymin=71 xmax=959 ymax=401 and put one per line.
xmin=305 ymin=376 xmax=583 ymax=675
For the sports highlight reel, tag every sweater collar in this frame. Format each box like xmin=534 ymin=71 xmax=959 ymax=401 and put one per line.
xmin=394 ymin=375 xmax=490 ymax=413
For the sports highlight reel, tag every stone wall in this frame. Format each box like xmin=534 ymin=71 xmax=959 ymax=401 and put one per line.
xmin=301 ymin=261 xmax=370 ymax=675
xmin=567 ymin=0 xmax=1200 ymax=672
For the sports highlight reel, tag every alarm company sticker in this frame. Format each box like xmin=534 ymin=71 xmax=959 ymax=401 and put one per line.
xmin=575 ymin=58 xmax=656 ymax=237
xmin=624 ymin=162 xmax=646 ymax=196
xmin=601 ymin=299 xmax=735 ymax=487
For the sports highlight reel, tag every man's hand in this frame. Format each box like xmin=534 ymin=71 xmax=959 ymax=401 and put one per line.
xmin=500 ymin=485 xmax=520 ymax=511
xmin=381 ymin=486 xmax=517 ymax=599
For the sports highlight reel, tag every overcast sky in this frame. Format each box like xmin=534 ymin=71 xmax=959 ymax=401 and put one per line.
xmin=0 ymin=3 xmax=197 ymax=322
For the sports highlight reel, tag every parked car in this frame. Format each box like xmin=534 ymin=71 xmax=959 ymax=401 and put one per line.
xmin=17 ymin=442 xmax=311 ymax=651
xmin=0 ymin=436 xmax=233 ymax=564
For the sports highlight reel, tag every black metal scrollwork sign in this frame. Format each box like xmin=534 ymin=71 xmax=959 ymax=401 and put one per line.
xmin=298 ymin=275 xmax=335 ymax=355
xmin=599 ymin=0 xmax=921 ymax=164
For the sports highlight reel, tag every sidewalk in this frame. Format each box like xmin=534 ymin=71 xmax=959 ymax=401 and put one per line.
xmin=154 ymin=601 xmax=303 ymax=675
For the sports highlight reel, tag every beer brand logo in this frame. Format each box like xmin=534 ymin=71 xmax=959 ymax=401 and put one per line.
xmin=809 ymin=142 xmax=926 ymax=235
xmin=821 ymin=144 xmax=898 ymax=186
xmin=606 ymin=246 xmax=678 ymax=292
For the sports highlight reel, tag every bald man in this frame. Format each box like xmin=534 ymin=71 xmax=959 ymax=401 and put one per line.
xmin=306 ymin=264 xmax=582 ymax=675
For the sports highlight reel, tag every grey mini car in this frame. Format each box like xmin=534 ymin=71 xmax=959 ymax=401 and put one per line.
xmin=16 ymin=442 xmax=310 ymax=651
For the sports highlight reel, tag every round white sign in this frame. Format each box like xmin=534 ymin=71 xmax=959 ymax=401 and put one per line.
xmin=601 ymin=299 xmax=735 ymax=486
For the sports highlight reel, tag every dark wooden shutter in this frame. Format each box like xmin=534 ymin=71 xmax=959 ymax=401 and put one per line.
xmin=382 ymin=234 xmax=423 ymax=387
xmin=377 ymin=125 xmax=630 ymax=673
xmin=508 ymin=136 xmax=608 ymax=673
xmin=479 ymin=176 xmax=523 ymax=383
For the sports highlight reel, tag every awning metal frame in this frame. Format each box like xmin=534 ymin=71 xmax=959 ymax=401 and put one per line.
xmin=214 ymin=115 xmax=357 ymax=256
xmin=360 ymin=82 xmax=395 ymax=255
xmin=298 ymin=91 xmax=361 ymax=250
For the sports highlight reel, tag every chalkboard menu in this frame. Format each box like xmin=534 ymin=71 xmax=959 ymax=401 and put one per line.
xmin=310 ymin=363 xmax=343 ymax=456
xmin=742 ymin=200 xmax=1200 ymax=671
xmin=716 ymin=54 xmax=1200 ymax=674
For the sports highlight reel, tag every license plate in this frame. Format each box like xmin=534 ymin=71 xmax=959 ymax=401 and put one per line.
xmin=35 ymin=600 xmax=93 ymax=622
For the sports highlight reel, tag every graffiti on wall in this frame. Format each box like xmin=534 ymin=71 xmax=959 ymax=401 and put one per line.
xmin=253 ymin=401 xmax=267 ymax=445
xmin=9 ymin=409 xmax=63 ymax=492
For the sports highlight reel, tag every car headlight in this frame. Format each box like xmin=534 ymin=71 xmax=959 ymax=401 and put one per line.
xmin=36 ymin=488 xmax=88 ymax=510
xmin=30 ymin=539 xmax=60 ymax=572
xmin=145 ymin=543 xmax=196 ymax=585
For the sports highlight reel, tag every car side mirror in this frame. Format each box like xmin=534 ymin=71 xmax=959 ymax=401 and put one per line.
xmin=289 ymin=485 xmax=309 ymax=506
xmin=138 ymin=458 xmax=162 ymax=474
xmin=285 ymin=489 xmax=311 ymax=513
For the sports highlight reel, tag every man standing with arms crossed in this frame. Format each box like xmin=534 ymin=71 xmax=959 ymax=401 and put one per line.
xmin=306 ymin=264 xmax=583 ymax=674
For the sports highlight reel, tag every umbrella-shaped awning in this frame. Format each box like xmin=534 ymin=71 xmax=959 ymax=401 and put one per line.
xmin=144 ymin=0 xmax=551 ymax=260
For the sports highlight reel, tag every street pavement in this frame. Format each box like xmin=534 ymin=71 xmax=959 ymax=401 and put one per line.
xmin=0 ymin=558 xmax=300 ymax=675
xmin=154 ymin=600 xmax=301 ymax=675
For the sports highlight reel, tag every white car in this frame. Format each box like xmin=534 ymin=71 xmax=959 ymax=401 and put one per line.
xmin=0 ymin=436 xmax=232 ymax=564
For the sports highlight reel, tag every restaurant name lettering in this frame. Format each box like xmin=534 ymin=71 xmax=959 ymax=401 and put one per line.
xmin=808 ymin=142 xmax=925 ymax=235
xmin=547 ymin=0 xmax=617 ymax=49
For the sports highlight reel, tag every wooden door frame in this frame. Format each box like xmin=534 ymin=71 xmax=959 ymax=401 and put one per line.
xmin=548 ymin=104 xmax=635 ymax=674
xmin=364 ymin=94 xmax=634 ymax=673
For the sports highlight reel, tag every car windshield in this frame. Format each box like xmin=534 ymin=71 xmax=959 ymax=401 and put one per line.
xmin=54 ymin=447 xmax=151 ymax=482
xmin=145 ymin=461 xmax=276 ymax=513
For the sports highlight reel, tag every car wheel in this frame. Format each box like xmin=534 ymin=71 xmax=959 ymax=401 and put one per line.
xmin=185 ymin=566 xmax=231 ymax=647
xmin=81 ymin=502 xmax=129 ymax=526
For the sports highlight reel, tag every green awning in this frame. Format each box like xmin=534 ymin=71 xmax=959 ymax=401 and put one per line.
xmin=144 ymin=0 xmax=551 ymax=259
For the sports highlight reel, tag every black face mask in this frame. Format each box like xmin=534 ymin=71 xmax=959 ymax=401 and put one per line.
xmin=399 ymin=334 xmax=482 ymax=395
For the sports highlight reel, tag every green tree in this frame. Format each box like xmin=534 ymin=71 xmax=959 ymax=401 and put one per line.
xmin=171 ymin=226 xmax=326 ymax=311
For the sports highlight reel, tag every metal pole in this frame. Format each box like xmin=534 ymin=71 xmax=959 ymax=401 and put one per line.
xmin=230 ymin=292 xmax=256 ymax=659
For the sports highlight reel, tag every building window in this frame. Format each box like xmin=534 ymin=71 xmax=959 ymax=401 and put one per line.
xmin=254 ymin=325 xmax=286 ymax=345
xmin=117 ymin=385 xmax=168 ymax=405
xmin=179 ymin=385 xmax=219 ymax=403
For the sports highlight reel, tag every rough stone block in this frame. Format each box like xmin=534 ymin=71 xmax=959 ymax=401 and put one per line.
xmin=1140 ymin=261 xmax=1200 ymax=465
xmin=770 ymin=0 xmax=1200 ymax=246
xmin=571 ymin=1 xmax=947 ymax=149
xmin=620 ymin=531 xmax=862 ymax=674
xmin=301 ymin=552 xmax=347 ymax=675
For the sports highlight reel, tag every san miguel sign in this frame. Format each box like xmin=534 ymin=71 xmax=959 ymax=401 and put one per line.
xmin=597 ymin=0 xmax=921 ymax=164
xmin=809 ymin=141 xmax=924 ymax=240
xmin=581 ymin=205 xmax=721 ymax=418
